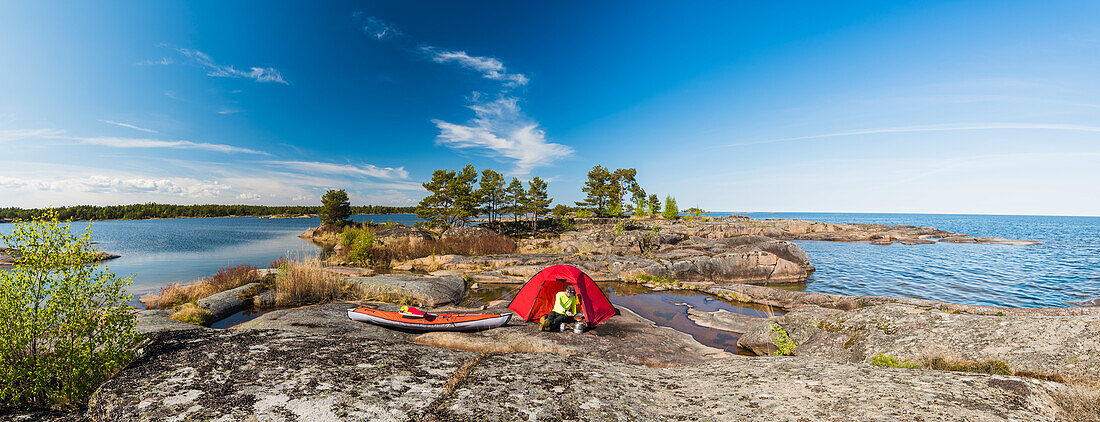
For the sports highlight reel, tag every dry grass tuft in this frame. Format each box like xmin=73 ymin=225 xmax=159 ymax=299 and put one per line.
xmin=169 ymin=302 xmax=214 ymax=326
xmin=412 ymin=332 xmax=575 ymax=355
xmin=272 ymin=257 xmax=356 ymax=308
xmin=1051 ymin=379 xmax=1100 ymax=422
xmin=142 ymin=264 xmax=259 ymax=309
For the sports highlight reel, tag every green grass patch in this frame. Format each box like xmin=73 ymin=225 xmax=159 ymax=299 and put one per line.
xmin=871 ymin=353 xmax=919 ymax=369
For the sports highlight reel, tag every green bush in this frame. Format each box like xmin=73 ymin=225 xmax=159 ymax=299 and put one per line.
xmin=871 ymin=353 xmax=919 ymax=369
xmin=556 ymin=216 xmax=575 ymax=231
xmin=575 ymin=209 xmax=595 ymax=218
xmin=770 ymin=324 xmax=796 ymax=356
xmin=606 ymin=203 xmax=624 ymax=217
xmin=340 ymin=228 xmax=374 ymax=265
xmin=0 ymin=211 xmax=138 ymax=408
xmin=662 ymin=196 xmax=679 ymax=220
xmin=633 ymin=197 xmax=649 ymax=217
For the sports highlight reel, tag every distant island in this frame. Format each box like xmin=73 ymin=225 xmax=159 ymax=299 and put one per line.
xmin=0 ymin=204 xmax=416 ymax=222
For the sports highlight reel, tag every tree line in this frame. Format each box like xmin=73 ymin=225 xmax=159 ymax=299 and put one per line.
xmin=414 ymin=163 xmax=694 ymax=230
xmin=416 ymin=165 xmax=550 ymax=231
xmin=0 ymin=203 xmax=416 ymax=222
xmin=574 ymin=165 xmax=686 ymax=219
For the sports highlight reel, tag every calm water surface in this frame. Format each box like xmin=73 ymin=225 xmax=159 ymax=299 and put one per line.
xmin=0 ymin=214 xmax=419 ymax=297
xmin=3 ymin=212 xmax=1097 ymax=308
xmin=713 ymin=212 xmax=1100 ymax=308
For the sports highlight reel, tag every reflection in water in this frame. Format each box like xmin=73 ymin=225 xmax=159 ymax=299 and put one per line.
xmin=604 ymin=285 xmax=779 ymax=354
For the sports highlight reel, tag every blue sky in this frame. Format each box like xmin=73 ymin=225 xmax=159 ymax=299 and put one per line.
xmin=1 ymin=1 xmax=1098 ymax=215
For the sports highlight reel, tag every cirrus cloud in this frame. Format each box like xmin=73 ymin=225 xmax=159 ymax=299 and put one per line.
xmin=432 ymin=96 xmax=573 ymax=174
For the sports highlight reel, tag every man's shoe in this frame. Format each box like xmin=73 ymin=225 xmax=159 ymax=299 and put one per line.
xmin=539 ymin=316 xmax=550 ymax=331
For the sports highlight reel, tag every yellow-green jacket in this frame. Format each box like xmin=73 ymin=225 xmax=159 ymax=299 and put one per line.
xmin=552 ymin=291 xmax=579 ymax=314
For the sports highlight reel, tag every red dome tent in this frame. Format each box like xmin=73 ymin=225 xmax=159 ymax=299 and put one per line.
xmin=507 ymin=264 xmax=617 ymax=327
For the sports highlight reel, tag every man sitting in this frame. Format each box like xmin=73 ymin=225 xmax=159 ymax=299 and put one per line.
xmin=540 ymin=285 xmax=581 ymax=331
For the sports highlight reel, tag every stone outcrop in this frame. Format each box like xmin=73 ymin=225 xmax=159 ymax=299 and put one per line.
xmin=373 ymin=225 xmax=433 ymax=245
xmin=82 ymin=325 xmax=1076 ymax=421
xmin=734 ymin=303 xmax=1100 ymax=381
xmin=397 ymin=250 xmax=810 ymax=286
xmin=0 ymin=247 xmax=120 ymax=267
xmin=441 ymin=225 xmax=499 ymax=240
xmin=195 ymin=282 xmax=265 ymax=323
xmin=344 ymin=274 xmax=466 ymax=307
xmin=563 ymin=216 xmax=1039 ymax=246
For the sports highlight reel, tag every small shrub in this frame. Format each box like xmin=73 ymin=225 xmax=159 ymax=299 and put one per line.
xmin=662 ymin=196 xmax=679 ymax=220
xmin=770 ymin=324 xmax=796 ymax=356
xmin=606 ymin=203 xmax=624 ymax=217
xmin=169 ymin=302 xmax=214 ymax=326
xmin=575 ymin=209 xmax=595 ymax=218
xmin=0 ymin=212 xmax=138 ymax=408
xmin=339 ymin=227 xmax=375 ymax=265
xmin=556 ymin=216 xmax=575 ymax=231
xmin=612 ymin=221 xmax=626 ymax=236
xmin=871 ymin=353 xmax=919 ymax=369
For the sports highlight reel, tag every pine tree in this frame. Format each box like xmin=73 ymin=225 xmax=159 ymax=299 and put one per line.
xmin=526 ymin=176 xmax=551 ymax=233
xmin=478 ymin=169 xmax=506 ymax=224
xmin=505 ymin=177 xmax=528 ymax=225
xmin=648 ymin=194 xmax=661 ymax=217
xmin=662 ymin=196 xmax=679 ymax=220
xmin=575 ymin=165 xmax=614 ymax=214
xmin=415 ymin=165 xmax=479 ymax=228
xmin=417 ymin=169 xmax=458 ymax=227
xmin=451 ymin=164 xmax=479 ymax=226
xmin=320 ymin=189 xmax=351 ymax=225
xmin=611 ymin=168 xmax=639 ymax=212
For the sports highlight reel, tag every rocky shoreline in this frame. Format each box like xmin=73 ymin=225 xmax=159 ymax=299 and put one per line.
xmin=0 ymin=247 xmax=120 ymax=267
xmin=13 ymin=215 xmax=1089 ymax=421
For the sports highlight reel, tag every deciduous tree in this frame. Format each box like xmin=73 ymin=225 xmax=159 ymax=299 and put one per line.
xmin=0 ymin=211 xmax=138 ymax=407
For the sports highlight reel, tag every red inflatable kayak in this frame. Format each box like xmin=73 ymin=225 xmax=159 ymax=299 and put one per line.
xmin=347 ymin=307 xmax=511 ymax=331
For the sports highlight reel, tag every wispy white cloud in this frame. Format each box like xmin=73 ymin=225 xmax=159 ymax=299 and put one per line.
xmin=0 ymin=160 xmax=425 ymax=207
xmin=421 ymin=46 xmax=529 ymax=87
xmin=216 ymin=109 xmax=242 ymax=115
xmin=72 ymin=136 xmax=269 ymax=155
xmin=176 ymin=48 xmax=288 ymax=84
xmin=136 ymin=57 xmax=173 ymax=66
xmin=362 ymin=16 xmax=401 ymax=40
xmin=0 ymin=175 xmax=224 ymax=197
xmin=266 ymin=160 xmax=410 ymax=180
xmin=99 ymin=120 xmax=158 ymax=133
xmin=0 ymin=128 xmax=66 ymax=142
xmin=357 ymin=17 xmax=567 ymax=174
xmin=432 ymin=97 xmax=573 ymax=174
xmin=721 ymin=123 xmax=1100 ymax=148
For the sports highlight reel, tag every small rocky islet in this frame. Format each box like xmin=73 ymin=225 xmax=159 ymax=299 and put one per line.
xmin=40 ymin=216 xmax=1100 ymax=421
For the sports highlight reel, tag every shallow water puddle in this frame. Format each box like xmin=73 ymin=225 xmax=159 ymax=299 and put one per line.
xmin=210 ymin=308 xmax=268 ymax=329
xmin=604 ymin=285 xmax=779 ymax=354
